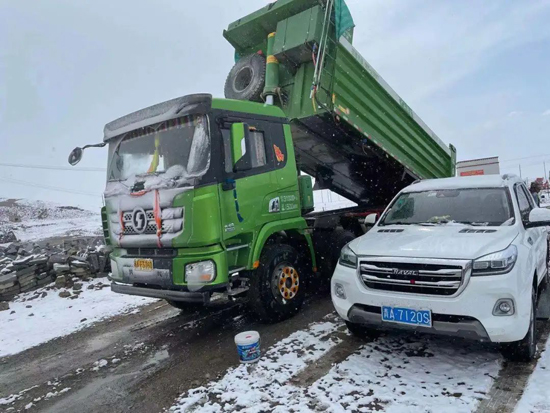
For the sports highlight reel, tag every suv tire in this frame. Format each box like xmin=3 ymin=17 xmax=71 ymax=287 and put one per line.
xmin=502 ymin=287 xmax=537 ymax=362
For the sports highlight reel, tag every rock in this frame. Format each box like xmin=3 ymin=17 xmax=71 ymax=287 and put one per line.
xmin=13 ymin=256 xmax=33 ymax=267
xmin=69 ymin=295 xmax=79 ymax=300
xmin=58 ymin=291 xmax=71 ymax=298
xmin=0 ymin=231 xmax=18 ymax=244
xmin=70 ymin=260 xmax=89 ymax=269
xmin=15 ymin=265 xmax=37 ymax=277
xmin=73 ymin=282 xmax=83 ymax=291
xmin=55 ymin=275 xmax=67 ymax=288
xmin=48 ymin=254 xmax=69 ymax=265
xmin=41 ymin=292 xmax=47 ymax=298
xmin=0 ymin=302 xmax=9 ymax=311
xmin=87 ymin=284 xmax=95 ymax=290
xmin=20 ymin=281 xmax=38 ymax=292
xmin=53 ymin=263 xmax=71 ymax=273
xmin=28 ymin=256 xmax=49 ymax=266
xmin=36 ymin=271 xmax=50 ymax=280
xmin=0 ymin=272 xmax=17 ymax=289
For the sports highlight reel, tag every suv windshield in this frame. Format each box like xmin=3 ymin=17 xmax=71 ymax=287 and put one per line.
xmin=381 ymin=188 xmax=514 ymax=226
xmin=107 ymin=115 xmax=210 ymax=184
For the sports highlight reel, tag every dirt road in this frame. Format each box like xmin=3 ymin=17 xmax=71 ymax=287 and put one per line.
xmin=2 ymin=292 xmax=550 ymax=412
xmin=0 ymin=295 xmax=335 ymax=412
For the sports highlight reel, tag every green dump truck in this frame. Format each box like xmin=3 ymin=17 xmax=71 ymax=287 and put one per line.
xmin=69 ymin=0 xmax=456 ymax=321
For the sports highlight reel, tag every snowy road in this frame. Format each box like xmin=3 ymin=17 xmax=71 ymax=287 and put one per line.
xmin=1 ymin=291 xmax=550 ymax=412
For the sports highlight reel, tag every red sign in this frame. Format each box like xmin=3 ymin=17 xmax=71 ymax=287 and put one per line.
xmin=460 ymin=169 xmax=485 ymax=176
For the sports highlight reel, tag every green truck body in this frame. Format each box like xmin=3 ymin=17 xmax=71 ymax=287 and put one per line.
xmin=74 ymin=0 xmax=456 ymax=321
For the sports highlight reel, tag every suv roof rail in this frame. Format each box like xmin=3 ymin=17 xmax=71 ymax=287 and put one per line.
xmin=502 ymin=173 xmax=518 ymax=180
xmin=411 ymin=179 xmax=422 ymax=185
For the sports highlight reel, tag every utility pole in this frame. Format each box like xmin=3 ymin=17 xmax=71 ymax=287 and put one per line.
xmin=544 ymin=161 xmax=547 ymax=182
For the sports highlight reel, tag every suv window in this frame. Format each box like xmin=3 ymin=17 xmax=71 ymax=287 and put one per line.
xmin=515 ymin=184 xmax=533 ymax=222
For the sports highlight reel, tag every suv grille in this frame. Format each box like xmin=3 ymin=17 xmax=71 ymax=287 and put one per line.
xmin=359 ymin=260 xmax=466 ymax=296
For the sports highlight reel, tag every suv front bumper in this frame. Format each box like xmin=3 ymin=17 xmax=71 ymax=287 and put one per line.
xmin=332 ymin=262 xmax=531 ymax=343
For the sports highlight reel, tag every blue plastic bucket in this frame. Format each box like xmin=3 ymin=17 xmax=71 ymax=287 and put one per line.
xmin=234 ymin=331 xmax=261 ymax=363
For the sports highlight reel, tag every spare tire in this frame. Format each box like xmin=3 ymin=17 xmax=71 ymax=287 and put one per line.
xmin=224 ymin=54 xmax=266 ymax=102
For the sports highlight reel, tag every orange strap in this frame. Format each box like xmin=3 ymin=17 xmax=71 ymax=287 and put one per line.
xmin=154 ymin=189 xmax=162 ymax=248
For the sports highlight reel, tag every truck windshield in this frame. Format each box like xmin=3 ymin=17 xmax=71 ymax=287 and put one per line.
xmin=381 ymin=188 xmax=514 ymax=227
xmin=107 ymin=115 xmax=210 ymax=184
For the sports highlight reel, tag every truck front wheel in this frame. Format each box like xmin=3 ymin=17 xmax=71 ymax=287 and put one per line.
xmin=248 ymin=244 xmax=307 ymax=322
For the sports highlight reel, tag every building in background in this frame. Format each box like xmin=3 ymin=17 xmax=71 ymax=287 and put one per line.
xmin=456 ymin=157 xmax=500 ymax=177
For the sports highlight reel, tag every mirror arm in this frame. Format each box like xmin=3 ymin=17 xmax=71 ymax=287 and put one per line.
xmin=82 ymin=142 xmax=107 ymax=150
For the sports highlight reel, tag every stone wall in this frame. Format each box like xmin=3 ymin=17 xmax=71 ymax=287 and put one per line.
xmin=0 ymin=237 xmax=110 ymax=302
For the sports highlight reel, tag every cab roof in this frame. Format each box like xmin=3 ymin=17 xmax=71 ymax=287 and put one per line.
xmin=403 ymin=174 xmax=522 ymax=193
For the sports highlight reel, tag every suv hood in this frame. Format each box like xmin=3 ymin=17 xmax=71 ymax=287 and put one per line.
xmin=350 ymin=225 xmax=519 ymax=260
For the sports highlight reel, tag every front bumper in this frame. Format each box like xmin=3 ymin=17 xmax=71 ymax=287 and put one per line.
xmin=111 ymin=281 xmax=210 ymax=303
xmin=347 ymin=304 xmax=489 ymax=340
xmin=332 ymin=262 xmax=531 ymax=343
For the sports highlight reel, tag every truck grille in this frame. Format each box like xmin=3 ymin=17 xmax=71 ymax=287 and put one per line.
xmin=122 ymin=210 xmax=159 ymax=235
xmin=359 ymin=260 xmax=466 ymax=296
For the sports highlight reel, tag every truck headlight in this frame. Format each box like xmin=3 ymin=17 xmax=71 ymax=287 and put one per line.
xmin=185 ymin=260 xmax=216 ymax=284
xmin=472 ymin=245 xmax=518 ymax=276
xmin=339 ymin=244 xmax=358 ymax=269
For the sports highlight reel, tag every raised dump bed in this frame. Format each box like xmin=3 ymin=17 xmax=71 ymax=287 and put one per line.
xmin=224 ymin=0 xmax=456 ymax=207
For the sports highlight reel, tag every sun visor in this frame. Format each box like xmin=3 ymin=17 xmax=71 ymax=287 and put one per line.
xmin=103 ymin=94 xmax=212 ymax=141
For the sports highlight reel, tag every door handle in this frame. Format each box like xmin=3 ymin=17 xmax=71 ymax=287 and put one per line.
xmin=222 ymin=179 xmax=236 ymax=191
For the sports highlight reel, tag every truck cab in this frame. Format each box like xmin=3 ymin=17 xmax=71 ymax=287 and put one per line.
xmin=100 ymin=94 xmax=317 ymax=321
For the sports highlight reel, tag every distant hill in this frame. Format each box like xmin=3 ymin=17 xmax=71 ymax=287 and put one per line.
xmin=0 ymin=198 xmax=102 ymax=243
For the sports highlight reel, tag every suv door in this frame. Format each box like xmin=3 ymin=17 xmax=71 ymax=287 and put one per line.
xmin=515 ymin=183 xmax=546 ymax=279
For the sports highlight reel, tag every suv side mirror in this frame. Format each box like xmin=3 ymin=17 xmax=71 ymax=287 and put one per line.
xmin=364 ymin=213 xmax=378 ymax=225
xmin=527 ymin=208 xmax=550 ymax=228
xmin=230 ymin=123 xmax=253 ymax=173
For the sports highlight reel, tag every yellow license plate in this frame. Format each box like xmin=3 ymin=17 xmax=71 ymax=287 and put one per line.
xmin=134 ymin=259 xmax=153 ymax=271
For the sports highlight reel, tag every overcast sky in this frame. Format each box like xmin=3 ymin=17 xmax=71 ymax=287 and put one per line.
xmin=1 ymin=0 xmax=550 ymax=210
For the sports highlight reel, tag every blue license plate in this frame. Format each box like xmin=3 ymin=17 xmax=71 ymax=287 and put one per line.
xmin=382 ymin=306 xmax=432 ymax=327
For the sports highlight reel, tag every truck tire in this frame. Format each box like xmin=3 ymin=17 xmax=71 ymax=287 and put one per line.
xmin=224 ymin=54 xmax=266 ymax=102
xmin=502 ymin=287 xmax=537 ymax=362
xmin=248 ymin=244 xmax=307 ymax=322
xmin=314 ymin=229 xmax=356 ymax=279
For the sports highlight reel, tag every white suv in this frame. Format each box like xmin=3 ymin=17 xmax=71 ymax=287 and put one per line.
xmin=331 ymin=175 xmax=550 ymax=361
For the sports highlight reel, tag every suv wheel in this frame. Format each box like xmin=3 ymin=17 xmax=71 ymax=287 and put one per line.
xmin=502 ymin=287 xmax=537 ymax=362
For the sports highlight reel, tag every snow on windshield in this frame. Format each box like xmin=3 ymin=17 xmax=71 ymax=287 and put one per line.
xmin=104 ymin=116 xmax=210 ymax=197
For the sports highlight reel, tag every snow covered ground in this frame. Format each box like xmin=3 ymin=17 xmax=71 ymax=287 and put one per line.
xmin=515 ymin=337 xmax=550 ymax=412
xmin=0 ymin=198 xmax=101 ymax=242
xmin=0 ymin=277 xmax=156 ymax=358
xmin=171 ymin=316 xmax=501 ymax=413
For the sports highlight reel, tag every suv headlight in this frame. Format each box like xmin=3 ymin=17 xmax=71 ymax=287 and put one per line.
xmin=472 ymin=245 xmax=518 ymax=276
xmin=339 ymin=244 xmax=358 ymax=269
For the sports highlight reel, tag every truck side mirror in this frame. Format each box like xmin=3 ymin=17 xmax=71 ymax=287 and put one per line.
xmin=68 ymin=147 xmax=83 ymax=166
xmin=364 ymin=213 xmax=378 ymax=225
xmin=230 ymin=123 xmax=253 ymax=173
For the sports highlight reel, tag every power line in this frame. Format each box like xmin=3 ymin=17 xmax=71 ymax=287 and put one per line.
xmin=500 ymin=154 xmax=550 ymax=164
xmin=0 ymin=162 xmax=106 ymax=172
xmin=0 ymin=176 xmax=101 ymax=198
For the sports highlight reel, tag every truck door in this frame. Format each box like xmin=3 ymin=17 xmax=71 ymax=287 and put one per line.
xmin=218 ymin=119 xmax=282 ymax=242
